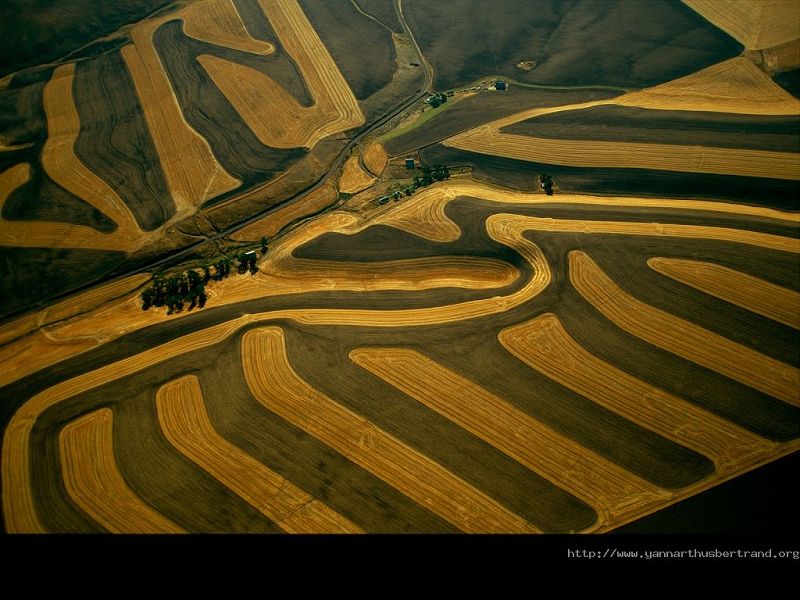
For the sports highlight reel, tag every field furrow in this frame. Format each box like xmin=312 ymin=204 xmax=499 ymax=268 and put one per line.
xmin=648 ymin=257 xmax=800 ymax=329
xmin=156 ymin=374 xmax=361 ymax=533
xmin=59 ymin=408 xmax=184 ymax=533
xmin=242 ymin=326 xmax=539 ymax=533
xmin=350 ymin=347 xmax=668 ymax=531
xmin=570 ymin=251 xmax=800 ymax=406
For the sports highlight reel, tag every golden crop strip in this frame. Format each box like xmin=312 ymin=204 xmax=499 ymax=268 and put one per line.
xmin=0 ymin=273 xmax=149 ymax=348
xmin=683 ymin=0 xmax=800 ymax=50
xmin=500 ymin=313 xmax=776 ymax=473
xmin=372 ymin=185 xmax=460 ymax=242
xmin=200 ymin=0 xmax=364 ymax=149
xmin=59 ymin=408 xmax=185 ymax=533
xmin=5 ymin=177 xmax=796 ymax=389
xmin=182 ymin=0 xmax=275 ymax=55
xmin=231 ymin=183 xmax=337 ymax=241
xmin=242 ymin=327 xmax=539 ymax=533
xmin=648 ymin=257 xmax=800 ymax=329
xmin=156 ymin=375 xmax=361 ymax=533
xmin=570 ymin=251 xmax=800 ymax=406
xmin=616 ymin=57 xmax=800 ymax=115
xmin=362 ymin=143 xmax=389 ymax=176
xmin=448 ymin=124 xmax=800 ymax=181
xmin=350 ymin=347 xmax=669 ymax=531
xmin=0 ymin=163 xmax=132 ymax=251
xmin=257 ymin=0 xmax=364 ymax=135
xmin=42 ymin=64 xmax=141 ymax=240
xmin=122 ymin=15 xmax=240 ymax=216
xmin=4 ymin=196 xmax=797 ymax=529
xmin=338 ymin=154 xmax=375 ymax=194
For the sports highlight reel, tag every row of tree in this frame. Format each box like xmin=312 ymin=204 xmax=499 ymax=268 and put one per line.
xmin=142 ymin=241 xmax=268 ymax=314
xmin=141 ymin=270 xmax=207 ymax=314
xmin=393 ymin=164 xmax=451 ymax=200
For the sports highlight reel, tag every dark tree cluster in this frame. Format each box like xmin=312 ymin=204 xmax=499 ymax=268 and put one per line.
xmin=237 ymin=252 xmax=259 ymax=275
xmin=540 ymin=173 xmax=554 ymax=195
xmin=388 ymin=164 xmax=451 ymax=202
xmin=141 ymin=270 xmax=208 ymax=314
xmin=425 ymin=92 xmax=448 ymax=108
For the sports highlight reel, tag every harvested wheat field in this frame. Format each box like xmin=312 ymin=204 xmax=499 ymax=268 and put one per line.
xmin=199 ymin=0 xmax=364 ymax=149
xmin=570 ymin=250 xmax=799 ymax=406
xmin=3 ymin=176 xmax=797 ymax=533
xmin=181 ymin=0 xmax=275 ymax=55
xmin=156 ymin=375 xmax=361 ymax=533
xmin=684 ymin=0 xmax=800 ymax=50
xmin=59 ymin=408 xmax=184 ymax=534
xmin=338 ymin=154 xmax=376 ymax=194
xmin=362 ymin=142 xmax=389 ymax=176
xmin=648 ymin=257 xmax=800 ymax=330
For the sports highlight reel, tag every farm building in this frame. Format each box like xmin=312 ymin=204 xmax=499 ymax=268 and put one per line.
xmin=495 ymin=80 xmax=507 ymax=90
xmin=405 ymin=158 xmax=416 ymax=169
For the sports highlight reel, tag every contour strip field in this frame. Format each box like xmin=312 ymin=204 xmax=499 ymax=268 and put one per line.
xmin=570 ymin=251 xmax=800 ymax=406
xmin=3 ymin=179 xmax=797 ymax=388
xmin=242 ymin=326 xmax=540 ymax=533
xmin=349 ymin=347 xmax=667 ymax=531
xmin=338 ymin=154 xmax=375 ymax=194
xmin=648 ymin=257 xmax=800 ymax=330
xmin=156 ymin=374 xmax=361 ymax=533
xmin=59 ymin=408 xmax=184 ymax=533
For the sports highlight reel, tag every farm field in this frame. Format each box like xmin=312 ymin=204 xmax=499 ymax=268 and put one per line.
xmin=1 ymin=0 xmax=798 ymax=535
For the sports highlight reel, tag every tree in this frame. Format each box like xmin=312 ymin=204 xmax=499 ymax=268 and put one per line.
xmin=539 ymin=173 xmax=554 ymax=196
xmin=261 ymin=237 xmax=268 ymax=254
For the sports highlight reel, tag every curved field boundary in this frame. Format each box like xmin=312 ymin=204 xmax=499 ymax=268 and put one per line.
xmin=338 ymin=154 xmax=375 ymax=194
xmin=42 ymin=64 xmax=141 ymax=239
xmin=0 ymin=163 xmax=132 ymax=251
xmin=257 ymin=0 xmax=364 ymax=132
xmin=242 ymin=326 xmax=539 ymax=533
xmin=648 ymin=257 xmax=800 ymax=329
xmin=570 ymin=251 xmax=800 ymax=407
xmin=362 ymin=142 xmax=388 ymax=176
xmin=2 ymin=212 xmax=551 ymax=531
xmin=122 ymin=12 xmax=240 ymax=216
xmin=59 ymin=408 xmax=185 ymax=533
xmin=683 ymin=0 xmax=800 ymax=50
xmin=500 ymin=314 xmax=777 ymax=474
xmin=199 ymin=0 xmax=364 ymax=149
xmin=349 ymin=347 xmax=668 ymax=531
xmin=371 ymin=184 xmax=460 ymax=242
xmin=284 ymin=255 xmax=520 ymax=292
xmin=6 ymin=189 xmax=800 ymax=528
xmin=615 ymin=57 xmax=800 ymax=115
xmin=231 ymin=183 xmax=337 ymax=241
xmin=4 ymin=178 xmax=797 ymax=388
xmin=156 ymin=375 xmax=361 ymax=533
xmin=448 ymin=123 xmax=800 ymax=181
xmin=182 ymin=0 xmax=275 ymax=55
xmin=0 ymin=273 xmax=149 ymax=347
